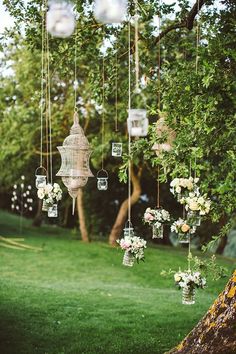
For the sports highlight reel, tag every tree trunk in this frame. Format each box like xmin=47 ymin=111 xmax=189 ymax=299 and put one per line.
xmin=32 ymin=199 xmax=43 ymax=227
xmin=167 ymin=270 xmax=236 ymax=354
xmin=108 ymin=166 xmax=142 ymax=246
xmin=77 ymin=189 xmax=89 ymax=242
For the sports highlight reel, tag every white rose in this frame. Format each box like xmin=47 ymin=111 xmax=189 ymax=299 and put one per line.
xmin=189 ymin=201 xmax=199 ymax=211
xmin=176 ymin=186 xmax=181 ymax=193
xmin=37 ymin=189 xmax=45 ymax=199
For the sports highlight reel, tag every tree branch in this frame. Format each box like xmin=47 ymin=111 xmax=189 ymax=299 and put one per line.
xmin=154 ymin=0 xmax=207 ymax=44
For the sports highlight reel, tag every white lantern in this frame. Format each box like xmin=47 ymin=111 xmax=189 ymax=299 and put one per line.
xmin=46 ymin=0 xmax=75 ymax=38
xmin=35 ymin=167 xmax=47 ymax=189
xmin=97 ymin=169 xmax=108 ymax=191
xmin=94 ymin=0 xmax=127 ymax=24
xmin=112 ymin=142 xmax=122 ymax=157
xmin=127 ymin=109 xmax=148 ymax=137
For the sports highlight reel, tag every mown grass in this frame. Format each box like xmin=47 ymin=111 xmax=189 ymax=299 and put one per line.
xmin=0 ymin=210 xmax=235 ymax=354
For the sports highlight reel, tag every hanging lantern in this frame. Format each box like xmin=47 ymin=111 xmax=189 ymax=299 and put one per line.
xmin=46 ymin=0 xmax=75 ymax=38
xmin=152 ymin=114 xmax=176 ymax=155
xmin=35 ymin=167 xmax=47 ymax=189
xmin=127 ymin=109 xmax=148 ymax=137
xmin=97 ymin=169 xmax=108 ymax=191
xmin=94 ymin=0 xmax=127 ymax=24
xmin=112 ymin=142 xmax=122 ymax=157
xmin=56 ymin=111 xmax=93 ymax=214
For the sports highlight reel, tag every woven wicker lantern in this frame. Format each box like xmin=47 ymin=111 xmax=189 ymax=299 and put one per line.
xmin=94 ymin=0 xmax=127 ymax=24
xmin=152 ymin=114 xmax=176 ymax=155
xmin=46 ymin=0 xmax=75 ymax=38
xmin=56 ymin=112 xmax=93 ymax=214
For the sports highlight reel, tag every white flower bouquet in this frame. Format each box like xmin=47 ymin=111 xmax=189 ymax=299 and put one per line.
xmin=117 ymin=235 xmax=147 ymax=263
xmin=170 ymin=177 xmax=199 ymax=201
xmin=37 ymin=183 xmax=62 ymax=206
xmin=171 ymin=218 xmax=196 ymax=243
xmin=143 ymin=207 xmax=170 ymax=239
xmin=174 ymin=271 xmax=206 ymax=290
xmin=185 ymin=193 xmax=211 ymax=216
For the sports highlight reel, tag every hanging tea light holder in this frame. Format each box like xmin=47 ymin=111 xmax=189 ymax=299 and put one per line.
xmin=46 ymin=0 xmax=75 ymax=38
xmin=127 ymin=108 xmax=148 ymax=137
xmin=97 ymin=169 xmax=109 ymax=191
xmin=94 ymin=0 xmax=127 ymax=24
xmin=35 ymin=166 xmax=48 ymax=189
xmin=123 ymin=220 xmax=135 ymax=237
xmin=56 ymin=111 xmax=93 ymax=214
xmin=111 ymin=142 xmax=122 ymax=157
xmin=48 ymin=204 xmax=58 ymax=218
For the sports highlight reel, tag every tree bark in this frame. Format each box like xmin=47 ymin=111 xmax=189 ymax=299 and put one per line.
xmin=32 ymin=199 xmax=43 ymax=227
xmin=77 ymin=188 xmax=89 ymax=242
xmin=108 ymin=166 xmax=142 ymax=246
xmin=167 ymin=270 xmax=236 ymax=354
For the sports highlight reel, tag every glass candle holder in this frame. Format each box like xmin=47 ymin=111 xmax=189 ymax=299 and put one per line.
xmin=97 ymin=169 xmax=108 ymax=191
xmin=182 ymin=287 xmax=195 ymax=305
xmin=112 ymin=142 xmax=122 ymax=157
xmin=152 ymin=224 xmax=164 ymax=239
xmin=48 ymin=204 xmax=58 ymax=218
xmin=178 ymin=232 xmax=190 ymax=244
xmin=122 ymin=250 xmax=135 ymax=267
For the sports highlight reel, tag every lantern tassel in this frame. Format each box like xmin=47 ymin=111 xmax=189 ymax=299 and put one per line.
xmin=72 ymin=197 xmax=76 ymax=215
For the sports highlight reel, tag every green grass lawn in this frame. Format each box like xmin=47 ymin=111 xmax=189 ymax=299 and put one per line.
xmin=0 ymin=211 xmax=235 ymax=354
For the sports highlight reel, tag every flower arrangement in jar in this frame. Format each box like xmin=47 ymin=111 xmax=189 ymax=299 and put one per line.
xmin=117 ymin=235 xmax=147 ymax=267
xmin=174 ymin=270 xmax=206 ymax=305
xmin=170 ymin=177 xmax=199 ymax=202
xmin=171 ymin=218 xmax=196 ymax=243
xmin=37 ymin=183 xmax=62 ymax=217
xmin=143 ymin=207 xmax=170 ymax=239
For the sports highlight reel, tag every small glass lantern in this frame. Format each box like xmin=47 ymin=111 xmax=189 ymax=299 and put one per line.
xmin=97 ymin=169 xmax=108 ymax=191
xmin=187 ymin=211 xmax=201 ymax=227
xmin=42 ymin=199 xmax=49 ymax=211
xmin=152 ymin=114 xmax=176 ymax=156
xmin=48 ymin=204 xmax=58 ymax=218
xmin=123 ymin=221 xmax=135 ymax=237
xmin=127 ymin=109 xmax=148 ymax=137
xmin=35 ymin=167 xmax=47 ymax=189
xmin=46 ymin=0 xmax=75 ymax=38
xmin=112 ymin=142 xmax=122 ymax=157
xmin=94 ymin=0 xmax=127 ymax=24
xmin=178 ymin=233 xmax=190 ymax=244
xmin=56 ymin=111 xmax=93 ymax=214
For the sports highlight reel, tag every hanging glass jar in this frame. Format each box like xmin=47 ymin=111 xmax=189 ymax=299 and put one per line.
xmin=187 ymin=210 xmax=201 ymax=227
xmin=127 ymin=109 xmax=148 ymax=137
xmin=42 ymin=199 xmax=49 ymax=211
xmin=94 ymin=0 xmax=127 ymax=24
xmin=178 ymin=232 xmax=190 ymax=244
xmin=123 ymin=221 xmax=135 ymax=237
xmin=35 ymin=167 xmax=47 ymax=189
xmin=48 ymin=204 xmax=58 ymax=218
xmin=112 ymin=142 xmax=122 ymax=157
xmin=97 ymin=169 xmax=108 ymax=191
xmin=152 ymin=224 xmax=164 ymax=239
xmin=122 ymin=250 xmax=135 ymax=267
xmin=46 ymin=0 xmax=75 ymax=38
xmin=182 ymin=287 xmax=195 ymax=305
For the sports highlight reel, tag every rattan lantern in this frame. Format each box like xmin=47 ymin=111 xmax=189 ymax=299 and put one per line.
xmin=94 ymin=0 xmax=127 ymax=24
xmin=56 ymin=111 xmax=93 ymax=214
xmin=152 ymin=114 xmax=176 ymax=155
xmin=46 ymin=0 xmax=75 ymax=38
xmin=127 ymin=109 xmax=148 ymax=137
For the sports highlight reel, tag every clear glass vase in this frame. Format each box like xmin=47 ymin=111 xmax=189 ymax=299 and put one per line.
xmin=182 ymin=287 xmax=195 ymax=305
xmin=187 ymin=211 xmax=201 ymax=226
xmin=48 ymin=204 xmax=58 ymax=218
xmin=152 ymin=224 xmax=164 ymax=239
xmin=122 ymin=250 xmax=135 ymax=267
xmin=178 ymin=232 xmax=190 ymax=244
xmin=42 ymin=200 xmax=49 ymax=211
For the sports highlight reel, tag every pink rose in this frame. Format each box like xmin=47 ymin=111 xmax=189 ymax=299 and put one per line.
xmin=144 ymin=213 xmax=154 ymax=221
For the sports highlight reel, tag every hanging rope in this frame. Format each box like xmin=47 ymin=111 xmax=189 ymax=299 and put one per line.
xmin=157 ymin=165 xmax=160 ymax=208
xmin=40 ymin=2 xmax=45 ymax=169
xmin=134 ymin=0 xmax=139 ymax=92
xmin=101 ymin=48 xmax=105 ymax=170
xmin=128 ymin=19 xmax=131 ymax=224
xmin=74 ymin=25 xmax=78 ymax=112
xmin=157 ymin=0 xmax=162 ymax=113
xmin=46 ymin=28 xmax=53 ymax=185
xmin=115 ymin=38 xmax=118 ymax=132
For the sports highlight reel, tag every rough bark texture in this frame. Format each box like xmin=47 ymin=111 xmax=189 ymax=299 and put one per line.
xmin=167 ymin=270 xmax=236 ymax=354
xmin=32 ymin=199 xmax=43 ymax=227
xmin=77 ymin=189 xmax=89 ymax=242
xmin=108 ymin=166 xmax=142 ymax=246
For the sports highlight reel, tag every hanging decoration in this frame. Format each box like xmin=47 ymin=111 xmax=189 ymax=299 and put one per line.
xmin=174 ymin=270 xmax=206 ymax=305
xmin=117 ymin=18 xmax=147 ymax=266
xmin=97 ymin=169 xmax=109 ymax=190
xmin=152 ymin=114 xmax=176 ymax=155
xmin=46 ymin=0 xmax=75 ymax=38
xmin=37 ymin=183 xmax=63 ymax=217
xmin=112 ymin=143 xmax=122 ymax=157
xmin=143 ymin=207 xmax=170 ymax=239
xmin=35 ymin=166 xmax=48 ymax=189
xmin=94 ymin=0 xmax=127 ymax=24
xmin=127 ymin=0 xmax=148 ymax=137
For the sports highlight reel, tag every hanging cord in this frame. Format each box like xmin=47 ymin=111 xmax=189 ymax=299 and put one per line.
xmin=74 ymin=25 xmax=78 ymax=112
xmin=46 ymin=28 xmax=53 ymax=185
xmin=157 ymin=165 xmax=160 ymax=208
xmin=128 ymin=19 xmax=131 ymax=224
xmin=187 ymin=240 xmax=191 ymax=272
xmin=40 ymin=2 xmax=45 ymax=169
xmin=157 ymin=0 xmax=162 ymax=113
xmin=194 ymin=0 xmax=201 ymax=118
xmin=102 ymin=52 xmax=105 ymax=170
xmin=134 ymin=0 xmax=139 ymax=92
xmin=115 ymin=38 xmax=118 ymax=132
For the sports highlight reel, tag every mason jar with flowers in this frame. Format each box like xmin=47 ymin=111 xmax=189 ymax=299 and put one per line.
xmin=37 ymin=183 xmax=62 ymax=217
xmin=117 ymin=235 xmax=147 ymax=267
xmin=143 ymin=207 xmax=170 ymax=239
xmin=171 ymin=218 xmax=196 ymax=243
xmin=170 ymin=177 xmax=199 ymax=203
xmin=185 ymin=192 xmax=211 ymax=226
xmin=174 ymin=270 xmax=206 ymax=305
